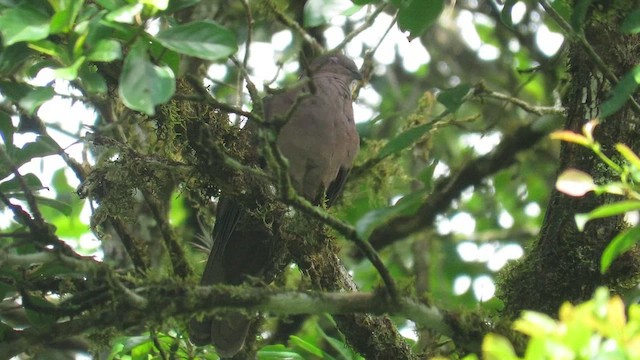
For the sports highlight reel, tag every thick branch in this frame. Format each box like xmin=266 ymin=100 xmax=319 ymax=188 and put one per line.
xmin=369 ymin=122 xmax=548 ymax=250
xmin=3 ymin=282 xmax=452 ymax=359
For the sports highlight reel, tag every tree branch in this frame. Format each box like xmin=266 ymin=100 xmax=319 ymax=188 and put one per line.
xmin=2 ymin=281 xmax=453 ymax=359
xmin=368 ymin=121 xmax=548 ymax=251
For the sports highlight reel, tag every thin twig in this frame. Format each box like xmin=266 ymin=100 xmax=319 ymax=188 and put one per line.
xmin=230 ymin=56 xmax=262 ymax=117
xmin=264 ymin=0 xmax=324 ymax=54
xmin=332 ymin=4 xmax=388 ymax=52
xmin=184 ymin=74 xmax=262 ymax=123
xmin=142 ymin=191 xmax=192 ymax=278
xmin=0 ymin=147 xmax=45 ymax=225
xmin=236 ymin=0 xmax=254 ymax=118
xmin=473 ymin=83 xmax=565 ymax=115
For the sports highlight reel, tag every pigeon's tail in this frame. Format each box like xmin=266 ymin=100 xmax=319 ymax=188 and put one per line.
xmin=189 ymin=311 xmax=251 ymax=358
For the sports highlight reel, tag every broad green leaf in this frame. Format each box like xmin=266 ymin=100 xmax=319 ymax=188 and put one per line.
xmin=570 ymin=0 xmax=592 ymax=32
xmin=437 ymin=83 xmax=472 ymax=113
xmin=5 ymin=135 xmax=60 ymax=178
xmin=0 ymin=173 xmax=43 ymax=193
xmin=165 ymin=0 xmax=200 ymax=13
xmin=377 ymin=122 xmax=434 ymax=159
xmin=555 ymin=168 xmax=595 ymax=197
xmin=0 ymin=4 xmax=50 ymax=46
xmin=601 ymin=226 xmax=640 ymax=273
xmin=8 ymin=193 xmax=72 ymax=216
xmin=351 ymin=0 xmax=377 ymax=4
xmin=155 ymin=20 xmax=238 ymax=61
xmin=575 ymin=200 xmax=640 ymax=231
xmin=49 ymin=0 xmax=83 ymax=34
xmin=141 ymin=0 xmax=168 ymax=10
xmin=27 ymin=39 xmax=65 ymax=57
xmin=482 ymin=333 xmax=518 ymax=360
xmin=600 ymin=64 xmax=640 ymax=118
xmin=513 ymin=311 xmax=557 ymax=337
xmin=18 ymin=86 xmax=56 ymax=115
xmin=0 ymin=111 xmax=15 ymax=147
xmin=620 ymin=8 xmax=640 ymax=33
xmin=148 ymin=40 xmax=180 ymax=75
xmin=105 ymin=3 xmax=143 ymax=23
xmin=258 ymin=345 xmax=305 ymax=360
xmin=79 ymin=65 xmax=108 ymax=94
xmin=87 ymin=39 xmax=122 ymax=62
xmin=0 ymin=43 xmax=32 ymax=75
xmin=119 ymin=40 xmax=175 ymax=115
xmin=52 ymin=56 xmax=86 ymax=80
xmin=289 ymin=335 xmax=324 ymax=357
xmin=0 ymin=81 xmax=33 ymax=103
xmin=397 ymin=0 xmax=444 ymax=40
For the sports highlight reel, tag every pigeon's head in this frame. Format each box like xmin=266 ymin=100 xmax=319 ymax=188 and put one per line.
xmin=310 ymin=53 xmax=362 ymax=81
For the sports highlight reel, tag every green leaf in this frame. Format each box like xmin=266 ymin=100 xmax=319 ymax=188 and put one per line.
xmin=141 ymin=0 xmax=168 ymax=11
xmin=49 ymin=0 xmax=83 ymax=34
xmin=2 ymin=135 xmax=60 ymax=179
xmin=79 ymin=65 xmax=108 ymax=94
xmin=397 ymin=0 xmax=444 ymax=40
xmin=0 ymin=81 xmax=32 ymax=102
xmin=165 ymin=0 xmax=200 ymax=13
xmin=377 ymin=122 xmax=434 ymax=159
xmin=600 ymin=64 xmax=640 ymax=118
xmin=570 ymin=0 xmax=592 ymax=32
xmin=482 ymin=333 xmax=518 ymax=360
xmin=0 ymin=43 xmax=32 ymax=75
xmin=52 ymin=56 xmax=86 ymax=80
xmin=574 ymin=200 xmax=640 ymax=231
xmin=119 ymin=40 xmax=175 ymax=115
xmin=18 ymin=87 xmax=56 ymax=115
xmin=621 ymin=9 xmax=640 ymax=33
xmin=289 ymin=335 xmax=324 ymax=357
xmin=0 ymin=111 xmax=15 ymax=147
xmin=87 ymin=39 xmax=122 ymax=62
xmin=155 ymin=20 xmax=238 ymax=61
xmin=437 ymin=83 xmax=472 ymax=113
xmin=106 ymin=3 xmax=143 ymax=23
xmin=258 ymin=345 xmax=305 ymax=360
xmin=0 ymin=173 xmax=44 ymax=193
xmin=0 ymin=4 xmax=50 ymax=46
xmin=601 ymin=227 xmax=640 ymax=273
xmin=8 ymin=193 xmax=72 ymax=216
xmin=148 ymin=40 xmax=180 ymax=75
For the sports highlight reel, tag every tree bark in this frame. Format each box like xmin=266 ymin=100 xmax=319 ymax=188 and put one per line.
xmin=499 ymin=2 xmax=640 ymax=316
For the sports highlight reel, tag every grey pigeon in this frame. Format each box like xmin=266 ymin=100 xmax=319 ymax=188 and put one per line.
xmin=190 ymin=53 xmax=361 ymax=358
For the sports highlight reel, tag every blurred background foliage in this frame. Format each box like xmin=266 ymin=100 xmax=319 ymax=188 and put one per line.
xmin=1 ymin=0 xmax=638 ymax=359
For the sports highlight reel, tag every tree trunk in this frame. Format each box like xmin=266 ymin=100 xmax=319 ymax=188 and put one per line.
xmin=499 ymin=2 xmax=640 ymax=316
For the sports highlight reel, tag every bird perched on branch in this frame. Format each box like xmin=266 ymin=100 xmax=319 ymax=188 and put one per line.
xmin=189 ymin=53 xmax=361 ymax=358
